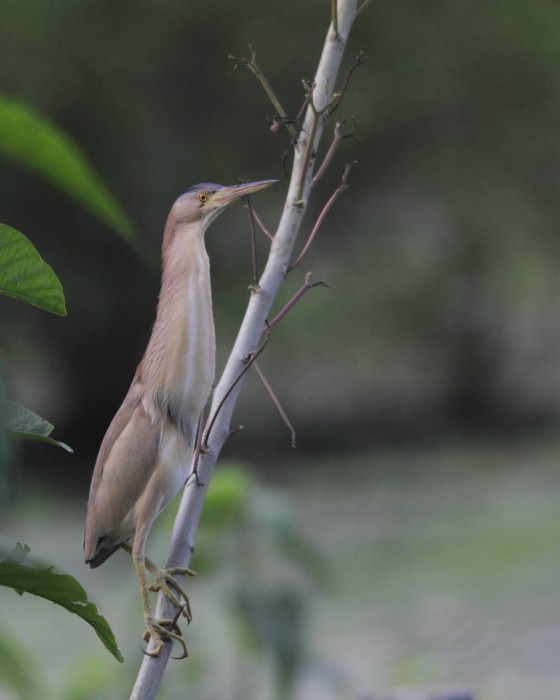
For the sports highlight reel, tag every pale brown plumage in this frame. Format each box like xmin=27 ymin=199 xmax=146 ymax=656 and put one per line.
xmin=83 ymin=180 xmax=275 ymax=656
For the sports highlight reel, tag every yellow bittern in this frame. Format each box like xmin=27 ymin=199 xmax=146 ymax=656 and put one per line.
xmin=84 ymin=179 xmax=275 ymax=656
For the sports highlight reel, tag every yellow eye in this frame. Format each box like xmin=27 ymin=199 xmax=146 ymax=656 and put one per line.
xmin=198 ymin=193 xmax=208 ymax=203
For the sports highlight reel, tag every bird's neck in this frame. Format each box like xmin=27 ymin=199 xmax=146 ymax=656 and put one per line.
xmin=139 ymin=224 xmax=216 ymax=441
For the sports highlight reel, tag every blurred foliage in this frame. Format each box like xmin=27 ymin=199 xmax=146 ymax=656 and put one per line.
xmin=0 ymin=464 xmax=323 ymax=699
xmin=0 ymin=622 xmax=40 ymax=700
xmin=153 ymin=462 xmax=327 ymax=699
xmin=236 ymin=591 xmax=305 ymax=700
xmin=0 ymin=99 xmax=135 ymax=245
xmin=1 ymin=0 xmax=558 ymax=470
xmin=0 ymin=102 xmax=134 ymax=677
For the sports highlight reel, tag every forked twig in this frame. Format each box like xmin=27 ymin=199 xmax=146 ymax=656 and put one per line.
xmin=326 ymin=52 xmax=366 ymax=117
xmin=131 ymin=3 xmax=360 ymax=694
xmin=247 ymin=207 xmax=274 ymax=241
xmin=202 ymin=333 xmax=271 ymax=448
xmin=265 ymin=272 xmax=327 ymax=331
xmin=228 ymin=47 xmax=299 ymax=138
xmin=290 ymin=162 xmax=355 ymax=271
xmin=203 ymin=273 xmax=325 ymax=451
xmin=312 ymin=117 xmax=358 ymax=187
xmin=294 ymin=50 xmax=362 ymax=203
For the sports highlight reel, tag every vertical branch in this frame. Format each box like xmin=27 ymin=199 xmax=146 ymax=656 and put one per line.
xmin=130 ymin=2 xmax=359 ymax=697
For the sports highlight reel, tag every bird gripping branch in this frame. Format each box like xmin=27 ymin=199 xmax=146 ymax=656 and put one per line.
xmin=84 ymin=179 xmax=276 ymax=657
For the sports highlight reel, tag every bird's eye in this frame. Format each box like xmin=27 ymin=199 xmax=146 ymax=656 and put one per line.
xmin=198 ymin=193 xmax=208 ymax=203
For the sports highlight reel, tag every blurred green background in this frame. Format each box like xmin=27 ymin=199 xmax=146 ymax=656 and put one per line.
xmin=2 ymin=1 xmax=560 ymax=699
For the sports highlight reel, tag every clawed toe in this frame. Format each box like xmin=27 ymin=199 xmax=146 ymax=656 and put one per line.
xmin=147 ymin=568 xmax=193 ymax=622
xmin=142 ymin=618 xmax=188 ymax=659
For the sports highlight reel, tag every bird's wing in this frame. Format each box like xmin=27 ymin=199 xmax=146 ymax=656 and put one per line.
xmin=83 ymin=381 xmax=160 ymax=564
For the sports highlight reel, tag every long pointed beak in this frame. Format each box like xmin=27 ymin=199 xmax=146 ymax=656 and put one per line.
xmin=213 ymin=179 xmax=277 ymax=207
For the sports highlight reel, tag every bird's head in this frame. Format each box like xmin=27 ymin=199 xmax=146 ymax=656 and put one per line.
xmin=172 ymin=180 xmax=277 ymax=229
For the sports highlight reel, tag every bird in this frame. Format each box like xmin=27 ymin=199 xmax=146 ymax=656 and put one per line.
xmin=84 ymin=179 xmax=276 ymax=657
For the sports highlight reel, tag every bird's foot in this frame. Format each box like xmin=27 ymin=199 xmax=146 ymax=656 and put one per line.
xmin=142 ymin=618 xmax=188 ymax=660
xmin=146 ymin=564 xmax=195 ymax=623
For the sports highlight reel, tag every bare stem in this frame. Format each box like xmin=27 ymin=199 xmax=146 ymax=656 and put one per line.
xmin=312 ymin=117 xmax=357 ymax=187
xmin=247 ymin=206 xmax=274 ymax=240
xmin=356 ymin=0 xmax=373 ymax=16
xmin=186 ymin=409 xmax=207 ymax=486
xmin=332 ymin=0 xmax=339 ymax=36
xmin=295 ymin=81 xmax=320 ymax=203
xmin=130 ymin=3 xmax=359 ymax=696
xmin=228 ymin=47 xmax=299 ymax=138
xmin=265 ymin=272 xmax=327 ymax=331
xmin=254 ymin=361 xmax=297 ymax=448
xmin=326 ymin=51 xmax=366 ymax=117
xmin=201 ymin=333 xmax=271 ymax=449
xmin=290 ymin=162 xmax=354 ymax=272
xmin=244 ymin=195 xmax=259 ymax=287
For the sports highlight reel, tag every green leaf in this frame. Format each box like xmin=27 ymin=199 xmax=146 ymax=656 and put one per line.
xmin=0 ymin=97 xmax=135 ymax=242
xmin=4 ymin=400 xmax=73 ymax=452
xmin=0 ymin=544 xmax=124 ymax=663
xmin=0 ymin=224 xmax=66 ymax=315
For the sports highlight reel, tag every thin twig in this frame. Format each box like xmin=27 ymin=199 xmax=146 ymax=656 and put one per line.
xmin=331 ymin=0 xmax=339 ymax=36
xmin=312 ymin=117 xmax=358 ymax=187
xmin=254 ymin=361 xmax=297 ymax=448
xmin=295 ymin=80 xmax=320 ymax=204
xmin=356 ymin=0 xmax=373 ymax=16
xmin=289 ymin=162 xmax=355 ymax=271
xmin=244 ymin=195 xmax=259 ymax=287
xmin=202 ymin=333 xmax=271 ymax=448
xmin=265 ymin=272 xmax=327 ymax=331
xmin=186 ymin=409 xmax=207 ymax=487
xmin=228 ymin=47 xmax=299 ymax=138
xmin=247 ymin=207 xmax=274 ymax=241
xmin=326 ymin=51 xmax=366 ymax=117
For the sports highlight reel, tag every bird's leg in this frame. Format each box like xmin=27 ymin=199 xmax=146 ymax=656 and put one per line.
xmin=143 ymin=556 xmax=195 ymax=623
xmin=121 ymin=535 xmax=195 ymax=623
xmin=132 ymin=552 xmax=188 ymax=659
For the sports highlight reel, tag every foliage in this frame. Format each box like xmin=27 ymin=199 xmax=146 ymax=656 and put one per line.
xmin=191 ymin=464 xmax=327 ymax=699
xmin=0 ymin=98 xmax=135 ymax=244
xmin=0 ymin=623 xmax=40 ymax=700
xmin=4 ymin=400 xmax=72 ymax=452
xmin=0 ymin=99 xmax=135 ymax=684
xmin=0 ymin=543 xmax=123 ymax=663
xmin=0 ymin=223 xmax=66 ymax=315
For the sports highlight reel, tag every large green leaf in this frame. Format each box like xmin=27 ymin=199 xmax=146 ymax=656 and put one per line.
xmin=0 ymin=98 xmax=134 ymax=242
xmin=0 ymin=544 xmax=123 ymax=663
xmin=0 ymin=224 xmax=66 ymax=315
xmin=4 ymin=400 xmax=72 ymax=452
